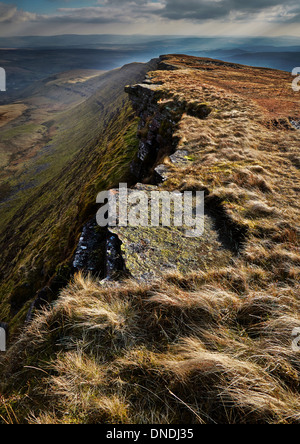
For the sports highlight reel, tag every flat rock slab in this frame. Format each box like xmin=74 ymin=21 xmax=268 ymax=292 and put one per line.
xmin=108 ymin=184 xmax=232 ymax=281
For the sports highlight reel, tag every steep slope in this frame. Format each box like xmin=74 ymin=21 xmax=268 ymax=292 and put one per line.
xmin=0 ymin=68 xmax=109 ymax=203
xmin=0 ymin=55 xmax=299 ymax=424
xmin=0 ymin=60 xmax=157 ymax=333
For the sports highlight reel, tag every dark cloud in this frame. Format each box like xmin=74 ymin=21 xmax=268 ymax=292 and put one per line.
xmin=0 ymin=0 xmax=300 ymax=36
xmin=93 ymin=0 xmax=300 ymax=23
xmin=55 ymin=2 xmax=162 ymax=24
xmin=159 ymin=0 xmax=299 ymax=21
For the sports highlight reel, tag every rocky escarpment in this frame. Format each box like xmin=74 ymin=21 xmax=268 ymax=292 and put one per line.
xmin=100 ymin=67 xmax=239 ymax=280
xmin=71 ymin=57 xmax=250 ymax=281
xmin=72 ymin=80 xmax=230 ymax=280
xmin=124 ymin=81 xmax=180 ymax=182
xmin=2 ymin=55 xmax=300 ymax=426
xmin=125 ymin=70 xmax=212 ymax=183
xmin=25 ymin=54 xmax=300 ymax=320
xmin=73 ymin=52 xmax=300 ymax=282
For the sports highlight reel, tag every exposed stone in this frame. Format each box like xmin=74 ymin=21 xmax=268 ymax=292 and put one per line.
xmin=72 ymin=61 xmax=244 ymax=283
xmin=154 ymin=164 xmax=170 ymax=183
xmin=107 ymin=184 xmax=232 ymax=281
xmin=106 ymin=231 xmax=128 ymax=280
xmin=169 ymin=149 xmax=190 ymax=164
xmin=126 ymin=82 xmax=181 ymax=181
xmin=110 ymin=213 xmax=231 ymax=282
xmin=73 ymin=218 xmax=106 ymax=275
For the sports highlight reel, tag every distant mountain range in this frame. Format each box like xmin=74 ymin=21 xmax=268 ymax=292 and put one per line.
xmin=0 ymin=35 xmax=299 ymax=104
xmin=1 ymin=35 xmax=300 ymax=50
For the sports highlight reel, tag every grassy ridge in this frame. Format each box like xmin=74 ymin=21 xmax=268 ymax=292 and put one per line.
xmin=0 ymin=55 xmax=299 ymax=424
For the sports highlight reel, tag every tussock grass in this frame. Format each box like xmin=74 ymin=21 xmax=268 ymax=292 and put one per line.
xmin=154 ymin=55 xmax=300 ymax=281
xmin=1 ymin=270 xmax=299 ymax=424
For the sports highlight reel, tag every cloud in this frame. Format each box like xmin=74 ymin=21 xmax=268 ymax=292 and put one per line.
xmin=0 ymin=0 xmax=300 ymax=36
xmin=157 ymin=0 xmax=300 ymax=22
xmin=85 ymin=0 xmax=300 ymax=24
xmin=0 ymin=2 xmax=37 ymax=23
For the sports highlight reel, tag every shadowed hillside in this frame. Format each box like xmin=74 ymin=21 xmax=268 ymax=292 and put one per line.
xmin=0 ymin=59 xmax=157 ymax=332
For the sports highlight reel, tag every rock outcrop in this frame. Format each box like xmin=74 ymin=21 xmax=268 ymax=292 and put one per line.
xmin=102 ymin=60 xmax=236 ymax=280
xmin=72 ymin=56 xmax=251 ymax=281
xmin=72 ymin=54 xmax=300 ymax=283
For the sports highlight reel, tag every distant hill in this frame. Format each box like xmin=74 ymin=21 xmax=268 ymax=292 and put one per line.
xmin=208 ymin=50 xmax=300 ymax=72
xmin=1 ymin=35 xmax=300 ymax=103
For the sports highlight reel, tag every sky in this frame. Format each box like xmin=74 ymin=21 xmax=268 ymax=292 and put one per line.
xmin=0 ymin=0 xmax=300 ymax=37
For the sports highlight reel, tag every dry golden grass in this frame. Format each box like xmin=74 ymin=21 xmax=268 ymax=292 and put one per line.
xmin=0 ymin=271 xmax=300 ymax=424
xmin=150 ymin=56 xmax=300 ymax=279
xmin=0 ymin=103 xmax=27 ymax=128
